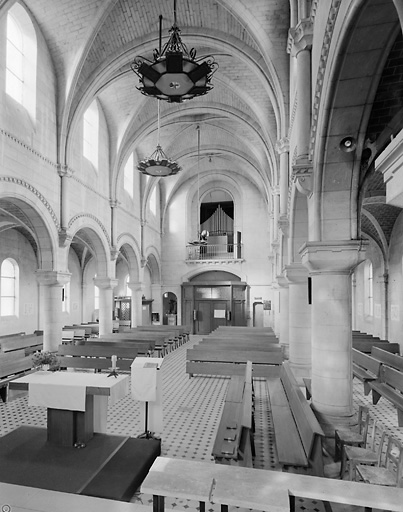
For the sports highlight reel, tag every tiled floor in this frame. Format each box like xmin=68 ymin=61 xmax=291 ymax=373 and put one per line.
xmin=1 ymin=335 xmax=403 ymax=512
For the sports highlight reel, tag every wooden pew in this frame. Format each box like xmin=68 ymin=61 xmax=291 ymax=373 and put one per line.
xmin=352 ymin=348 xmax=381 ymax=395
xmin=0 ymin=352 xmax=35 ymax=402
xmin=186 ymin=348 xmax=282 ymax=378
xmin=370 ymin=364 xmax=403 ymax=426
xmin=212 ymin=362 xmax=254 ymax=466
xmin=98 ymin=332 xmax=168 ymax=355
xmin=371 ymin=346 xmax=403 ymax=371
xmin=57 ymin=344 xmax=137 ymax=372
xmin=135 ymin=324 xmax=191 ymax=344
xmin=195 ymin=340 xmax=283 ymax=352
xmin=0 ymin=333 xmax=44 ymax=401
xmin=352 ymin=338 xmax=399 ymax=354
xmin=121 ymin=327 xmax=182 ymax=350
xmin=267 ymin=361 xmax=325 ymax=476
xmin=0 ymin=333 xmax=43 ymax=355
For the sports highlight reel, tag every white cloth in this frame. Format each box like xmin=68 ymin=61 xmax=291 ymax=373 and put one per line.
xmin=18 ymin=371 xmax=129 ymax=412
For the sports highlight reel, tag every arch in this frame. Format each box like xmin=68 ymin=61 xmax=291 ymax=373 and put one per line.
xmin=312 ymin=0 xmax=401 ymax=241
xmin=144 ymin=250 xmax=161 ymax=285
xmin=67 ymin=221 xmax=111 ymax=278
xmin=181 ymin=266 xmax=244 ymax=283
xmin=116 ymin=234 xmax=142 ymax=283
xmin=0 ymin=184 xmax=57 ymax=270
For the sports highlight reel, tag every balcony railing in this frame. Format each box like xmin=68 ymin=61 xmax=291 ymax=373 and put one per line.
xmin=186 ymin=243 xmax=243 ymax=261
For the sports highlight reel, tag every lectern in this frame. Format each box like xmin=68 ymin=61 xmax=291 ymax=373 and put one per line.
xmin=131 ymin=357 xmax=164 ymax=438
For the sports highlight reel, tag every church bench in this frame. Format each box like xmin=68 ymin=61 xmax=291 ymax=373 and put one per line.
xmin=99 ymin=332 xmax=169 ymax=356
xmin=212 ymin=362 xmax=254 ymax=466
xmin=267 ymin=362 xmax=325 ymax=476
xmin=0 ymin=353 xmax=36 ymax=402
xmin=352 ymin=348 xmax=381 ymax=395
xmin=186 ymin=348 xmax=282 ymax=378
xmin=135 ymin=325 xmax=190 ymax=345
xmin=0 ymin=332 xmax=25 ymax=338
xmin=195 ymin=340 xmax=283 ymax=352
xmin=0 ymin=333 xmax=43 ymax=355
xmin=352 ymin=339 xmax=400 ymax=354
xmin=57 ymin=343 xmax=138 ymax=372
xmin=371 ymin=346 xmax=403 ymax=371
xmin=370 ymin=364 xmax=403 ymax=426
xmin=122 ymin=327 xmax=182 ymax=351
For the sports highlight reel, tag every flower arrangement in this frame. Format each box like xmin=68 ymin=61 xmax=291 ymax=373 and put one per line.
xmin=32 ymin=351 xmax=60 ymax=370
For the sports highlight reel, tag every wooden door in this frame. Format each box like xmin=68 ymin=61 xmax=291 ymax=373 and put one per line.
xmin=211 ymin=301 xmax=228 ymax=331
xmin=195 ymin=301 xmax=212 ymax=334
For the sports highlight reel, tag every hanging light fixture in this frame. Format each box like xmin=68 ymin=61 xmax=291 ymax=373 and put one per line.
xmin=137 ymin=100 xmax=181 ymax=177
xmin=131 ymin=0 xmax=218 ymax=103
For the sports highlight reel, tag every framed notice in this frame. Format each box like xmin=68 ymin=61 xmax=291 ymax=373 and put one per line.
xmin=214 ymin=309 xmax=226 ymax=318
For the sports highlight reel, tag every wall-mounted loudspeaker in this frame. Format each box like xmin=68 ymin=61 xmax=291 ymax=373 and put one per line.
xmin=339 ymin=136 xmax=357 ymax=153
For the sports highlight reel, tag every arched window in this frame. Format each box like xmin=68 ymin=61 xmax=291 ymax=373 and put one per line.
xmin=6 ymin=4 xmax=37 ymax=117
xmin=124 ymin=154 xmax=134 ymax=198
xmin=364 ymin=261 xmax=373 ymax=317
xmin=83 ymin=101 xmax=99 ymax=170
xmin=1 ymin=258 xmax=19 ymax=316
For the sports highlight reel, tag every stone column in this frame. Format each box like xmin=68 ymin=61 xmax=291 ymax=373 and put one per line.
xmin=57 ymin=165 xmax=74 ymax=233
xmin=277 ymin=275 xmax=290 ymax=358
xmin=288 ymin=19 xmax=312 ymax=162
xmin=284 ymin=263 xmax=311 ymax=381
xmin=36 ymin=270 xmax=71 ymax=352
xmin=93 ymin=277 xmax=118 ymax=335
xmin=151 ymin=284 xmax=162 ymax=324
xmin=300 ymin=241 xmax=368 ymax=426
xmin=128 ymin=282 xmax=144 ymax=327
xmin=276 ymin=138 xmax=289 ymax=218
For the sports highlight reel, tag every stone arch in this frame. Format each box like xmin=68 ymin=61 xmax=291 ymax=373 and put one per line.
xmin=116 ymin=233 xmax=141 ymax=283
xmin=67 ymin=219 xmax=111 ymax=278
xmin=144 ymin=250 xmax=161 ymax=284
xmin=312 ymin=0 xmax=401 ymax=241
xmin=0 ymin=183 xmax=57 ymax=271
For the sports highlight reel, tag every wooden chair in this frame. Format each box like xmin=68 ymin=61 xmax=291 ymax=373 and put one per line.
xmin=355 ymin=435 xmax=403 ymax=511
xmin=335 ymin=405 xmax=370 ymax=477
xmin=344 ymin=419 xmax=386 ymax=480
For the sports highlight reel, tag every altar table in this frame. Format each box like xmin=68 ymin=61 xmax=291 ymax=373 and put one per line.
xmin=10 ymin=371 xmax=129 ymax=446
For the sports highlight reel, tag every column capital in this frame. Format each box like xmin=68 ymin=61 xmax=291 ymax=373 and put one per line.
xmin=287 ymin=19 xmax=313 ymax=57
xmin=58 ymin=228 xmax=73 ymax=247
xmin=292 ymin=160 xmax=313 ymax=197
xmin=127 ymin=281 xmax=143 ymax=293
xmin=94 ymin=277 xmax=118 ymax=290
xmin=110 ymin=199 xmax=119 ymax=208
xmin=276 ymin=137 xmax=290 ymax=154
xmin=57 ymin=164 xmax=74 ymax=178
xmin=276 ymin=275 xmax=289 ymax=288
xmin=300 ymin=240 xmax=369 ymax=275
xmin=36 ymin=270 xmax=71 ymax=286
xmin=283 ymin=263 xmax=309 ymax=284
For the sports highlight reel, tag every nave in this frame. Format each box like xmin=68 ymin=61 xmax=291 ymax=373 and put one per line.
xmin=1 ymin=337 xmax=402 ymax=512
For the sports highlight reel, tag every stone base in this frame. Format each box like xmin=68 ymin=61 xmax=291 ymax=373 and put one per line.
xmin=312 ymin=406 xmax=357 ymax=437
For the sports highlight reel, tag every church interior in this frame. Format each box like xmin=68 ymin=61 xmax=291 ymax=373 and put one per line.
xmin=1 ymin=0 xmax=403 ymax=511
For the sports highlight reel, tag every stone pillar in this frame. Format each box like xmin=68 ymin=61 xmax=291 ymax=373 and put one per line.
xmin=277 ymin=275 xmax=290 ymax=358
xmin=93 ymin=277 xmax=118 ymax=335
xmin=36 ymin=270 xmax=71 ymax=352
xmin=57 ymin=165 xmax=74 ymax=232
xmin=288 ymin=20 xmax=312 ymax=161
xmin=300 ymin=241 xmax=368 ymax=426
xmin=151 ymin=284 xmax=162 ymax=323
xmin=284 ymin=263 xmax=311 ymax=380
xmin=276 ymin=138 xmax=290 ymax=217
xmin=128 ymin=282 xmax=144 ymax=327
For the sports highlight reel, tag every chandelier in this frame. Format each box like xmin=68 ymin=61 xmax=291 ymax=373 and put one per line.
xmin=137 ymin=100 xmax=181 ymax=177
xmin=131 ymin=0 xmax=218 ymax=103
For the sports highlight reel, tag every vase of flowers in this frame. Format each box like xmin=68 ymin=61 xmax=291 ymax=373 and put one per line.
xmin=32 ymin=351 xmax=60 ymax=371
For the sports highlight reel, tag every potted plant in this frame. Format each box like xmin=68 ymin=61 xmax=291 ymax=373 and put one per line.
xmin=32 ymin=351 xmax=60 ymax=371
